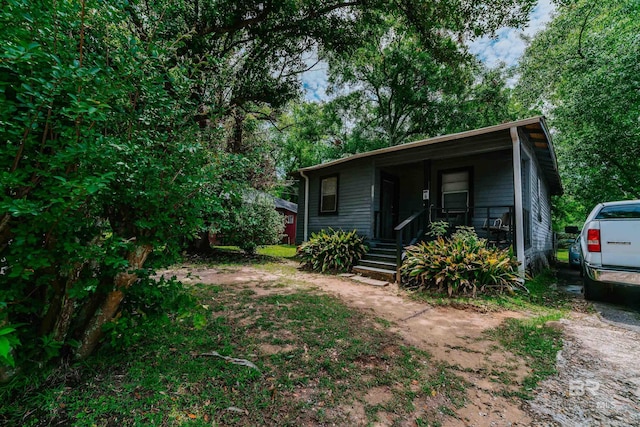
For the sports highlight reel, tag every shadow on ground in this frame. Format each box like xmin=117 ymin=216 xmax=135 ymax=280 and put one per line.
xmin=555 ymin=261 xmax=640 ymax=332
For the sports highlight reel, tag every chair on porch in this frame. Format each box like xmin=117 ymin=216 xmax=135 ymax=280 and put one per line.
xmin=483 ymin=211 xmax=512 ymax=244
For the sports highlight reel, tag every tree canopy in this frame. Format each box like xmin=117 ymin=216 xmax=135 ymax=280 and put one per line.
xmin=516 ymin=0 xmax=640 ymax=213
xmin=1 ymin=0 xmax=539 ymax=376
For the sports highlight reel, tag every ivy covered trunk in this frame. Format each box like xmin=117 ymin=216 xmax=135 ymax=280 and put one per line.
xmin=75 ymin=244 xmax=153 ymax=360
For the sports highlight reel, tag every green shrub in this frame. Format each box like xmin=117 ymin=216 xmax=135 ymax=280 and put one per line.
xmin=401 ymin=226 xmax=523 ymax=296
xmin=216 ymin=194 xmax=286 ymax=255
xmin=297 ymin=229 xmax=368 ymax=272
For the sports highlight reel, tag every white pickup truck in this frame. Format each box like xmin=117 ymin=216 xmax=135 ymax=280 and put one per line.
xmin=580 ymin=200 xmax=640 ymax=300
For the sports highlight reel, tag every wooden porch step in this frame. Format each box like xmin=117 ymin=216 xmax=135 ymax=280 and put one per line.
xmin=368 ymin=247 xmax=396 ymax=255
xmin=352 ymin=265 xmax=396 ymax=282
xmin=371 ymin=241 xmax=396 ymax=250
xmin=362 ymin=253 xmax=396 ymax=263
xmin=357 ymin=259 xmax=396 ymax=270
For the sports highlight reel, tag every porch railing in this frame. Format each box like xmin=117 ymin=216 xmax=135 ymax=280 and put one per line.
xmin=393 ymin=205 xmax=516 ymax=284
xmin=393 ymin=208 xmax=429 ymax=283
xmin=428 ymin=205 xmax=515 ymax=249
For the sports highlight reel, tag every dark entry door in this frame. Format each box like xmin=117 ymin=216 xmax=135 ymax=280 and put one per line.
xmin=380 ymin=174 xmax=399 ymax=240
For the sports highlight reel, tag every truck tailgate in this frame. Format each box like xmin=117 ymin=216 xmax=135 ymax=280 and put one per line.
xmin=600 ymin=220 xmax=640 ymax=268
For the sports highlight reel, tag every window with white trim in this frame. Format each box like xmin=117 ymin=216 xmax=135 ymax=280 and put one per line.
xmin=285 ymin=214 xmax=294 ymax=224
xmin=441 ymin=170 xmax=469 ymax=212
xmin=320 ymin=175 xmax=338 ymax=214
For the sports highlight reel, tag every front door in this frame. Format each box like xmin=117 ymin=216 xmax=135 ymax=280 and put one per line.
xmin=380 ymin=173 xmax=399 ymax=240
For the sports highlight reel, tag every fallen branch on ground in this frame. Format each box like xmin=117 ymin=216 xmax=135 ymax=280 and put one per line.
xmin=198 ymin=351 xmax=261 ymax=372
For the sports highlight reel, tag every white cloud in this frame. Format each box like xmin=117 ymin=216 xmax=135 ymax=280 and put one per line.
xmin=302 ymin=0 xmax=556 ymax=100
xmin=301 ymin=63 xmax=329 ymax=101
xmin=468 ymin=0 xmax=555 ymax=68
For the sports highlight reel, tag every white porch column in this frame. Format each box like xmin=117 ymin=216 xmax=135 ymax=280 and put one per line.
xmin=510 ymin=127 xmax=526 ymax=275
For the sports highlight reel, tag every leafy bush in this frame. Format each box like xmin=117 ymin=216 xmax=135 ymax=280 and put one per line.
xmin=297 ymin=229 xmax=368 ymax=272
xmin=216 ymin=194 xmax=286 ymax=255
xmin=401 ymin=226 xmax=523 ymax=296
xmin=426 ymin=220 xmax=450 ymax=238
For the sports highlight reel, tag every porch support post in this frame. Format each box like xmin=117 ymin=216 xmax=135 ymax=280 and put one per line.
xmin=510 ymin=127 xmax=526 ymax=275
xmin=423 ymin=159 xmax=432 ymax=209
xmin=300 ymin=170 xmax=310 ymax=242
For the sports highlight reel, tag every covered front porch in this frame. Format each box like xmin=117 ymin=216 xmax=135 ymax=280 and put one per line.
xmin=371 ymin=149 xmax=524 ymax=252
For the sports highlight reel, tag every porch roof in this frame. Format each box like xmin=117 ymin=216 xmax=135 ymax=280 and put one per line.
xmin=298 ymin=116 xmax=562 ymax=195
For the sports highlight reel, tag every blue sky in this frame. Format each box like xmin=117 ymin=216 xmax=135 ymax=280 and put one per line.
xmin=302 ymin=0 xmax=555 ymax=101
xmin=468 ymin=0 xmax=555 ymax=68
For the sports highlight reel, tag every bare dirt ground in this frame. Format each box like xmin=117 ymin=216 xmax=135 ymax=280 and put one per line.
xmin=159 ymin=262 xmax=640 ymax=426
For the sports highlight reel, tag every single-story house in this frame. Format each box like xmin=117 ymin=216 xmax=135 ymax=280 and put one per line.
xmin=293 ymin=116 xmax=562 ymax=281
xmin=274 ymin=197 xmax=297 ymax=244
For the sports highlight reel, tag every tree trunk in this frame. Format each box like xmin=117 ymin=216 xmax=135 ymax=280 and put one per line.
xmin=74 ymin=244 xmax=152 ymax=360
xmin=51 ymin=262 xmax=87 ymax=342
xmin=229 ymin=109 xmax=245 ymax=153
xmin=40 ymin=275 xmax=63 ymax=336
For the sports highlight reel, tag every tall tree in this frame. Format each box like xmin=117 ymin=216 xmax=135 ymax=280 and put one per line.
xmin=328 ymin=32 xmax=467 ymax=147
xmin=126 ymin=0 xmax=537 ymax=151
xmin=0 ymin=0 xmax=539 ymax=372
xmin=516 ymin=0 xmax=640 ymax=210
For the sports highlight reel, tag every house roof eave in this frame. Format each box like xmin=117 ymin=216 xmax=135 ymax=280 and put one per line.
xmin=298 ymin=116 xmax=563 ymax=196
xmin=298 ymin=117 xmax=546 ymax=173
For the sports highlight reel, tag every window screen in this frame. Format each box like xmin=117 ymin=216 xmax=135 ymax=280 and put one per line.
xmin=320 ymin=176 xmax=338 ymax=213
xmin=442 ymin=171 xmax=469 ymax=212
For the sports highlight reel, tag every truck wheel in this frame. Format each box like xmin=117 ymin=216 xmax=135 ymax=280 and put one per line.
xmin=583 ymin=275 xmax=604 ymax=301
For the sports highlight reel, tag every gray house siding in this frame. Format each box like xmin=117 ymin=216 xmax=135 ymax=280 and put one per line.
xmin=298 ymin=149 xmax=517 ymax=244
xmin=298 ymin=159 xmax=374 ymax=243
xmin=521 ymin=136 xmax=554 ymax=268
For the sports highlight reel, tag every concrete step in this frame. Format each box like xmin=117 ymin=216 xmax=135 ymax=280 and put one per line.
xmin=357 ymin=259 xmax=396 ymax=270
xmin=352 ymin=265 xmax=396 ymax=282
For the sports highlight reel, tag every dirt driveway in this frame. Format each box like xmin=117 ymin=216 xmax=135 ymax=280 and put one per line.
xmin=530 ymin=268 xmax=640 ymax=426
xmin=160 ymin=262 xmax=640 ymax=426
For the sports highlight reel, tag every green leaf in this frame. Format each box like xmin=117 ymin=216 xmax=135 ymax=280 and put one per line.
xmin=0 ymin=336 xmax=11 ymax=360
xmin=0 ymin=327 xmax=16 ymax=336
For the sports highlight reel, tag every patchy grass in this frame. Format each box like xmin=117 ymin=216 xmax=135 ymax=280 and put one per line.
xmin=405 ymin=269 xmax=567 ymax=400
xmin=257 ymin=245 xmax=297 ymax=259
xmin=210 ymin=245 xmax=297 ymax=259
xmin=485 ymin=314 xmax=563 ymax=399
xmin=3 ymin=283 xmax=465 ymax=426
xmin=556 ymin=249 xmax=569 ymax=263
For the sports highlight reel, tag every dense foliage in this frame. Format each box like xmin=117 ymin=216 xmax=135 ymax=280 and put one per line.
xmin=0 ymin=0 xmax=540 ymax=379
xmin=0 ymin=0 xmax=281 ymax=375
xmin=215 ymin=193 xmax=286 ymax=254
xmin=401 ymin=226 xmax=523 ymax=296
xmin=516 ymin=0 xmax=640 ymax=216
xmin=297 ymin=229 xmax=368 ymax=273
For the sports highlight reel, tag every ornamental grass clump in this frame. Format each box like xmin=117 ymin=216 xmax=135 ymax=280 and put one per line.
xmin=297 ymin=228 xmax=368 ymax=273
xmin=401 ymin=226 xmax=523 ymax=296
